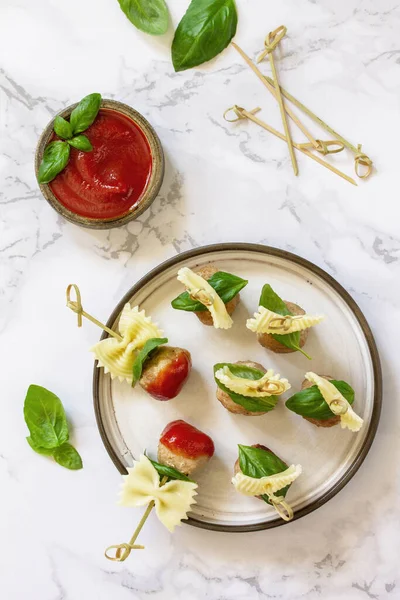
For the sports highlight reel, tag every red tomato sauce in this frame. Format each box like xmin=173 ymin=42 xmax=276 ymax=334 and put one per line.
xmin=145 ymin=353 xmax=191 ymax=401
xmin=160 ymin=420 xmax=215 ymax=459
xmin=50 ymin=109 xmax=152 ymax=219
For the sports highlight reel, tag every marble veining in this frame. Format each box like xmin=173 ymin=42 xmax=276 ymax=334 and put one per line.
xmin=1 ymin=0 xmax=399 ymax=598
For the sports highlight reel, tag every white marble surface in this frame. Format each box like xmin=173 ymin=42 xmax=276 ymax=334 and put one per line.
xmin=1 ymin=0 xmax=399 ymax=598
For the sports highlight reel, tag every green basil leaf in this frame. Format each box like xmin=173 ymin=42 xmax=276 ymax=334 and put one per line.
xmin=118 ymin=0 xmax=169 ymax=35
xmin=172 ymin=271 xmax=247 ymax=312
xmin=286 ymin=380 xmax=354 ymax=420
xmin=68 ymin=135 xmax=93 ymax=152
xmin=172 ymin=0 xmax=238 ymax=72
xmin=238 ymin=444 xmax=290 ymax=503
xmin=70 ymin=93 xmax=102 ymax=135
xmin=132 ymin=337 xmax=168 ymax=386
xmin=53 ymin=115 xmax=73 ymax=140
xmin=146 ymin=455 xmax=194 ymax=482
xmin=37 ymin=141 xmax=70 ymax=184
xmin=214 ymin=363 xmax=278 ymax=413
xmin=24 ymin=385 xmax=69 ymax=449
xmin=53 ymin=443 xmax=83 ymax=470
xmin=259 ymin=284 xmax=311 ymax=359
xmin=26 ymin=436 xmax=55 ymax=456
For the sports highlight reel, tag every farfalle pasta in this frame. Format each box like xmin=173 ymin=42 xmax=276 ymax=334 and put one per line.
xmin=214 ymin=361 xmax=290 ymax=416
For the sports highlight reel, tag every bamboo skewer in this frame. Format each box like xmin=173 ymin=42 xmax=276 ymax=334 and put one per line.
xmin=223 ymin=105 xmax=357 ymax=186
xmin=231 ymin=41 xmax=322 ymax=154
xmin=66 ymin=284 xmax=122 ymax=341
xmin=264 ymin=75 xmax=372 ymax=177
xmin=255 ymin=27 xmax=298 ymax=175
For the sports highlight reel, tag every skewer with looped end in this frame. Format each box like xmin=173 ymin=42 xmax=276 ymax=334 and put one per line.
xmin=66 ymin=284 xmax=122 ymax=341
xmin=263 ymin=76 xmax=373 ymax=178
xmin=104 ymin=476 xmax=168 ymax=562
xmin=245 ymin=27 xmax=298 ymax=176
xmin=269 ymin=494 xmax=294 ymax=522
xmin=267 ymin=315 xmax=306 ymax=332
xmin=231 ymin=41 xmax=344 ymax=158
xmin=223 ymin=105 xmax=357 ymax=186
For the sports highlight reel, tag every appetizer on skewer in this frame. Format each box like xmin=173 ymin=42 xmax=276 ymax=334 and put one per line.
xmin=158 ymin=419 xmax=215 ymax=475
xmin=286 ymin=372 xmax=363 ymax=432
xmin=214 ymin=361 xmax=291 ymax=416
xmin=232 ymin=444 xmax=302 ymax=521
xmin=106 ymin=421 xmax=215 ymax=561
xmin=66 ymin=284 xmax=191 ymax=401
xmin=247 ymin=284 xmax=324 ymax=359
xmin=171 ymin=264 xmax=248 ymax=329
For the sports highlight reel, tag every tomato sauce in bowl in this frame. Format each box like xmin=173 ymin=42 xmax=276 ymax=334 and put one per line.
xmin=36 ymin=100 xmax=164 ymax=228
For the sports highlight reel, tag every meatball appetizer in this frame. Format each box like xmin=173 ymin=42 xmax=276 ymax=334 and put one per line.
xmin=246 ymin=284 xmax=324 ymax=359
xmin=158 ymin=419 xmax=215 ymax=476
xmin=139 ymin=346 xmax=191 ymax=401
xmin=91 ymin=302 xmax=191 ymax=400
xmin=232 ymin=444 xmax=302 ymax=521
xmin=214 ymin=361 xmax=291 ymax=416
xmin=286 ymin=372 xmax=363 ymax=432
xmin=171 ymin=264 xmax=248 ymax=329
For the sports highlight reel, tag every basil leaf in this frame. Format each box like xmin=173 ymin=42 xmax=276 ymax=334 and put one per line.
xmin=26 ymin=436 xmax=54 ymax=456
xmin=171 ymin=271 xmax=248 ymax=312
xmin=37 ymin=141 xmax=70 ymax=184
xmin=53 ymin=443 xmax=83 ymax=470
xmin=132 ymin=337 xmax=168 ymax=386
xmin=24 ymin=385 xmax=69 ymax=449
xmin=286 ymin=380 xmax=354 ymax=420
xmin=259 ymin=284 xmax=310 ymax=359
xmin=118 ymin=0 xmax=169 ymax=35
xmin=145 ymin=455 xmax=194 ymax=482
xmin=68 ymin=135 xmax=93 ymax=152
xmin=70 ymin=93 xmax=102 ymax=135
xmin=214 ymin=363 xmax=278 ymax=413
xmin=53 ymin=115 xmax=73 ymax=140
xmin=172 ymin=0 xmax=238 ymax=72
xmin=238 ymin=444 xmax=290 ymax=503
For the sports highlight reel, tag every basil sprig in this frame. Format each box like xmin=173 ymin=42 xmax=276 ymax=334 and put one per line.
xmin=238 ymin=445 xmax=290 ymax=505
xmin=118 ymin=0 xmax=169 ymax=35
xmin=171 ymin=271 xmax=248 ymax=312
xmin=214 ymin=363 xmax=279 ymax=413
xmin=145 ymin=454 xmax=194 ymax=482
xmin=286 ymin=380 xmax=354 ymax=420
xmin=132 ymin=337 xmax=168 ymax=387
xmin=24 ymin=385 xmax=83 ymax=470
xmin=37 ymin=93 xmax=101 ymax=184
xmin=172 ymin=0 xmax=238 ymax=72
xmin=259 ymin=284 xmax=311 ymax=359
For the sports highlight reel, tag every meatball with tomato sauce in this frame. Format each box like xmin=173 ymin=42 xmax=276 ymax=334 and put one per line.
xmin=158 ymin=420 xmax=215 ymax=476
xmin=139 ymin=346 xmax=191 ymax=401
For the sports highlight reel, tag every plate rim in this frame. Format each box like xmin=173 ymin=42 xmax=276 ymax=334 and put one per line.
xmin=93 ymin=243 xmax=382 ymax=532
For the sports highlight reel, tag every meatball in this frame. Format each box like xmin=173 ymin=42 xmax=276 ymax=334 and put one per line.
xmin=257 ymin=301 xmax=309 ymax=353
xmin=158 ymin=419 xmax=215 ymax=476
xmin=139 ymin=346 xmax=191 ymax=401
xmin=301 ymin=375 xmax=340 ymax=428
xmin=233 ymin=444 xmax=273 ymax=500
xmin=216 ymin=360 xmax=269 ymax=416
xmin=194 ymin=264 xmax=240 ymax=326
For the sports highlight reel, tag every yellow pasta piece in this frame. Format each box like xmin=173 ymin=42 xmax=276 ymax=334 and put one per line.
xmin=232 ymin=464 xmax=302 ymax=496
xmin=305 ymin=372 xmax=364 ymax=432
xmin=177 ymin=267 xmax=233 ymax=329
xmin=119 ymin=455 xmax=198 ymax=532
xmin=215 ymin=366 xmax=291 ymax=397
xmin=91 ymin=303 xmax=164 ymax=382
xmin=247 ymin=306 xmax=324 ymax=334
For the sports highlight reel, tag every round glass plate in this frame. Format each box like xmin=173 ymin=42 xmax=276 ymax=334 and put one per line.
xmin=93 ymin=244 xmax=381 ymax=532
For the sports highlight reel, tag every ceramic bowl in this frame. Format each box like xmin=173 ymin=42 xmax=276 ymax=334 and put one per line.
xmin=35 ymin=99 xmax=164 ymax=229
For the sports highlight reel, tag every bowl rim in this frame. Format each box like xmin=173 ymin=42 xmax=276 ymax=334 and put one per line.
xmin=35 ymin=99 xmax=164 ymax=229
xmin=92 ymin=242 xmax=382 ymax=533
